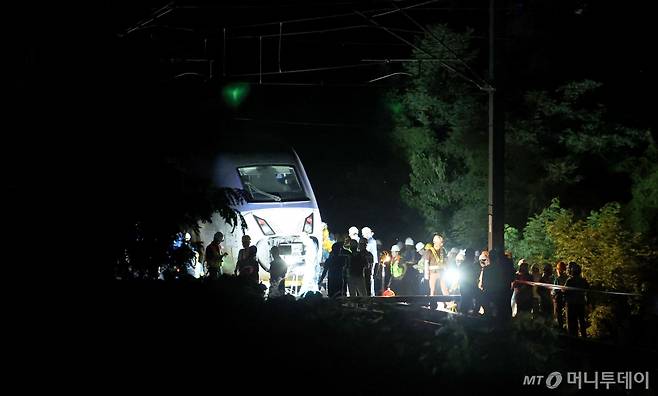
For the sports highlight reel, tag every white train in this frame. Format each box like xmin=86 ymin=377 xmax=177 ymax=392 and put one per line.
xmin=193 ymin=148 xmax=323 ymax=295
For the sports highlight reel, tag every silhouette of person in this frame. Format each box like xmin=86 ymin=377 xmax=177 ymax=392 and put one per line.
xmin=565 ymin=262 xmax=590 ymax=337
xmin=265 ymin=246 xmax=287 ymax=297
xmin=235 ymin=235 xmax=259 ymax=283
xmin=205 ymin=232 xmax=227 ymax=280
xmin=318 ymin=242 xmax=349 ymax=298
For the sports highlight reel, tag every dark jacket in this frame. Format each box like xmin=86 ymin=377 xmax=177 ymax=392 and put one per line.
xmin=565 ymin=276 xmax=589 ymax=305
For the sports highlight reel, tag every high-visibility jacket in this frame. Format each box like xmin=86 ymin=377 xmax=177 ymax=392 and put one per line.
xmin=424 ymin=244 xmax=446 ymax=279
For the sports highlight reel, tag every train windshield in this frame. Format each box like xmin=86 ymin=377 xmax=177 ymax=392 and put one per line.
xmin=238 ymin=165 xmax=309 ymax=202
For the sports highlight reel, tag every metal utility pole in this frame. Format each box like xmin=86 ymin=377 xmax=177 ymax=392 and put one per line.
xmin=488 ymin=0 xmax=505 ymax=253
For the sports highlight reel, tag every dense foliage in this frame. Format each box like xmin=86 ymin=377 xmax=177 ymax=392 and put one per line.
xmin=390 ymin=25 xmax=656 ymax=253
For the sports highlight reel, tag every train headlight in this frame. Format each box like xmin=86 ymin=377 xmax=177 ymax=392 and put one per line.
xmin=302 ymin=213 xmax=314 ymax=234
xmin=254 ymin=215 xmax=275 ymax=236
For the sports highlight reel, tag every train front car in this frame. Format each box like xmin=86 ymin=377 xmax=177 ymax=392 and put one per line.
xmin=199 ymin=149 xmax=323 ymax=296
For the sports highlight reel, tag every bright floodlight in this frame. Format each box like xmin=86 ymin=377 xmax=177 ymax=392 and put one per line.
xmin=445 ymin=267 xmax=461 ymax=286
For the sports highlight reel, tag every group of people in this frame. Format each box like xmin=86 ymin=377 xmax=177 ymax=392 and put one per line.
xmin=317 ymin=228 xmax=457 ymax=299
xmin=167 ymin=224 xmax=592 ymax=337
xmin=319 ymin=226 xmax=592 ymax=337
xmin=213 ymin=233 xmax=289 ymax=297
xmin=512 ymin=259 xmax=590 ymax=337
xmin=162 ymin=231 xmax=289 ymax=297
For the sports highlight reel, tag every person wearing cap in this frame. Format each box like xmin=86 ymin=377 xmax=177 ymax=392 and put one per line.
xmin=389 ymin=244 xmax=406 ymax=294
xmin=400 ymin=238 xmax=421 ymax=295
xmin=414 ymin=242 xmax=425 ymax=263
xmin=413 ymin=242 xmax=428 ymax=294
xmin=401 ymin=237 xmax=416 ymax=263
xmin=414 ymin=242 xmax=425 ymax=270
xmin=424 ymin=234 xmax=448 ymax=297
xmin=361 ymin=226 xmax=378 ymax=295
xmin=348 ymin=226 xmax=359 ymax=242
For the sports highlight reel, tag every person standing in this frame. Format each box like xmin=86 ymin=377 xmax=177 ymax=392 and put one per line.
xmin=318 ymin=242 xmax=349 ymax=298
xmin=513 ymin=259 xmax=533 ymax=315
xmin=265 ymin=246 xmax=288 ymax=297
xmin=538 ymin=264 xmax=554 ymax=320
xmin=401 ymin=237 xmax=416 ymax=263
xmin=205 ymin=232 xmax=227 ymax=280
xmin=361 ymin=227 xmax=378 ymax=295
xmin=565 ymin=262 xmax=590 ymax=338
xmin=481 ymin=250 xmax=515 ymax=322
xmin=552 ymin=261 xmax=569 ymax=330
xmin=348 ymin=226 xmax=360 ymax=242
xmin=235 ymin=235 xmax=259 ymax=284
xmin=389 ymin=244 xmax=406 ymax=294
xmin=172 ymin=232 xmax=198 ymax=279
xmin=347 ymin=238 xmax=371 ymax=297
xmin=373 ymin=250 xmax=391 ymax=296
xmin=424 ymin=234 xmax=448 ymax=297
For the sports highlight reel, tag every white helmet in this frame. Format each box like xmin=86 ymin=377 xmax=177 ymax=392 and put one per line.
xmin=415 ymin=242 xmax=424 ymax=252
xmin=361 ymin=226 xmax=373 ymax=239
xmin=405 ymin=237 xmax=414 ymax=246
xmin=391 ymin=245 xmax=401 ymax=252
xmin=348 ymin=226 xmax=359 ymax=236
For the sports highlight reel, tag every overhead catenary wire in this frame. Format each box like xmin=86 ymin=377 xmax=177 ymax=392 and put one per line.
xmin=371 ymin=0 xmax=440 ymax=18
xmin=231 ymin=81 xmax=395 ymax=88
xmin=354 ymin=9 xmax=487 ymax=91
xmin=224 ymin=1 xmax=438 ymax=30
xmin=121 ymin=1 xmax=175 ymax=36
xmin=121 ymin=1 xmax=494 ymax=90
xmin=392 ymin=2 xmax=490 ymax=89
xmin=228 ymin=61 xmax=388 ymax=78
xmin=227 ymin=10 xmax=362 ymax=30
xmin=361 ymin=58 xmax=460 ymax=62
xmin=228 ymin=25 xmax=424 ymax=40
xmin=368 ymin=72 xmax=412 ymax=83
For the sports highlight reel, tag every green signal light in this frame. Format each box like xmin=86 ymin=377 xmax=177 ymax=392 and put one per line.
xmin=222 ymin=83 xmax=250 ymax=107
xmin=389 ymin=101 xmax=403 ymax=115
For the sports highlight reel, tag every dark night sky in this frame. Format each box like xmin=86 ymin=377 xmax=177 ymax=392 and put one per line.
xmin=6 ymin=0 xmax=655 ymax=252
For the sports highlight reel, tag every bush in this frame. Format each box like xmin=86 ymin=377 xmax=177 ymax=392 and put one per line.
xmin=586 ymin=304 xmax=616 ymax=340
